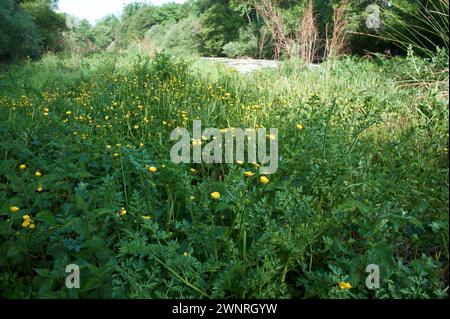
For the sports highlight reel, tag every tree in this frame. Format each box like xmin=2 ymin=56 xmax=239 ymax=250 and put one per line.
xmin=20 ymin=0 xmax=66 ymax=52
xmin=198 ymin=0 xmax=245 ymax=56
xmin=0 ymin=0 xmax=41 ymax=60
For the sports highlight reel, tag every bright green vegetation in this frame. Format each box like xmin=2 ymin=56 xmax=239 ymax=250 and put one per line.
xmin=0 ymin=51 xmax=448 ymax=298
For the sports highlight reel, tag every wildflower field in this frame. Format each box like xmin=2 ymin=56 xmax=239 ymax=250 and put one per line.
xmin=0 ymin=52 xmax=448 ymax=298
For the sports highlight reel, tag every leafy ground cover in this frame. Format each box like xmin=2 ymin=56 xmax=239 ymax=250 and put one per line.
xmin=0 ymin=52 xmax=448 ymax=298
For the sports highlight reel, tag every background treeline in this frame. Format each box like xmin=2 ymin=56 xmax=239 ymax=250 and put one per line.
xmin=1 ymin=0 xmax=448 ymax=62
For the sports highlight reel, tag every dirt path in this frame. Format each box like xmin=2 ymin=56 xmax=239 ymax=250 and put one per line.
xmin=201 ymin=57 xmax=280 ymax=74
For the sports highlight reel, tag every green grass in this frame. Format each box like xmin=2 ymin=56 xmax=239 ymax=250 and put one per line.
xmin=0 ymin=52 xmax=448 ymax=298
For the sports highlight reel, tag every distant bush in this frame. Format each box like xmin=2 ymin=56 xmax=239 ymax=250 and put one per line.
xmin=144 ymin=16 xmax=201 ymax=56
xmin=222 ymin=26 xmax=258 ymax=58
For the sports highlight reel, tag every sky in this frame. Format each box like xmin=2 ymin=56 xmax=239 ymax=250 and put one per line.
xmin=57 ymin=0 xmax=186 ymax=24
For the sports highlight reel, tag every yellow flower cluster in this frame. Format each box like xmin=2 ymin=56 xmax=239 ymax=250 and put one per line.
xmin=22 ymin=215 xmax=35 ymax=229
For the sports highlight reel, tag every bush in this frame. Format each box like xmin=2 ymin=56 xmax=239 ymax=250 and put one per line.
xmin=144 ymin=16 xmax=201 ymax=56
xmin=222 ymin=26 xmax=258 ymax=58
xmin=0 ymin=53 xmax=448 ymax=298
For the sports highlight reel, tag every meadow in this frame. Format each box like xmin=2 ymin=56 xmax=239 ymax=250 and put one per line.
xmin=0 ymin=51 xmax=448 ymax=298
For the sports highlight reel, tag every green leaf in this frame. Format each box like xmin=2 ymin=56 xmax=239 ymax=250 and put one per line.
xmin=36 ymin=211 xmax=57 ymax=226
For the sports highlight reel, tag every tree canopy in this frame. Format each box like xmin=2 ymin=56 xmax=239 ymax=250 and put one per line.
xmin=0 ymin=0 xmax=66 ymax=60
xmin=1 ymin=0 xmax=447 ymax=61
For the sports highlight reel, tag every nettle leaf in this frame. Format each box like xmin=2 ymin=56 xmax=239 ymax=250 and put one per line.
xmin=72 ymin=171 xmax=93 ymax=179
xmin=87 ymin=263 xmax=101 ymax=276
xmin=75 ymin=195 xmax=89 ymax=211
xmin=36 ymin=211 xmax=57 ymax=226
xmin=214 ymin=202 xmax=229 ymax=212
xmin=63 ymin=217 xmax=86 ymax=237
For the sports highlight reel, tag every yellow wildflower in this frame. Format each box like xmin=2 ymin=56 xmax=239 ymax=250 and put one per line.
xmin=19 ymin=164 xmax=27 ymax=170
xmin=35 ymin=171 xmax=42 ymax=177
xmin=211 ymin=192 xmax=221 ymax=200
xmin=9 ymin=206 xmax=20 ymax=213
xmin=148 ymin=166 xmax=157 ymax=173
xmin=244 ymin=171 xmax=255 ymax=177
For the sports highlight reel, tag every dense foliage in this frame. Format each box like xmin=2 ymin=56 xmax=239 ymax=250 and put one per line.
xmin=60 ymin=0 xmax=448 ymax=59
xmin=0 ymin=51 xmax=448 ymax=298
xmin=1 ymin=0 xmax=447 ymax=60
xmin=0 ymin=0 xmax=66 ymax=61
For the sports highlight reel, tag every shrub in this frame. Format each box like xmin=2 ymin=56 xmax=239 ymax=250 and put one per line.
xmin=222 ymin=26 xmax=259 ymax=58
